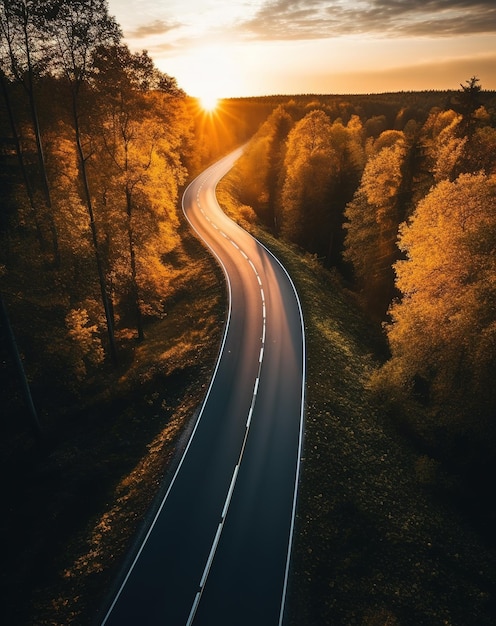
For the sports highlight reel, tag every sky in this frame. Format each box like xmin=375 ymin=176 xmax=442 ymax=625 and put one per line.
xmin=107 ymin=0 xmax=496 ymax=100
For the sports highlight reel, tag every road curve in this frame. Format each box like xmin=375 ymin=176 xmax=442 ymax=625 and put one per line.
xmin=100 ymin=148 xmax=305 ymax=626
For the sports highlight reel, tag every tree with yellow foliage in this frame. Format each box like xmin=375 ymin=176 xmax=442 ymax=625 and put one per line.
xmin=231 ymin=104 xmax=293 ymax=232
xmin=90 ymin=44 xmax=186 ymax=342
xmin=379 ymin=172 xmax=496 ymax=425
xmin=344 ymin=131 xmax=407 ymax=315
xmin=0 ymin=0 xmax=60 ymax=263
xmin=422 ymin=109 xmax=467 ymax=183
xmin=280 ymin=109 xmax=339 ymax=253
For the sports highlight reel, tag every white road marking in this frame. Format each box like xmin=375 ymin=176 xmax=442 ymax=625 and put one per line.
xmin=187 ymin=351 xmax=265 ymax=624
xmin=222 ymin=465 xmax=239 ymax=520
xmin=187 ymin=594 xmax=201 ymax=626
xmin=246 ymin=405 xmax=254 ymax=429
xmin=200 ymin=523 xmax=222 ymax=589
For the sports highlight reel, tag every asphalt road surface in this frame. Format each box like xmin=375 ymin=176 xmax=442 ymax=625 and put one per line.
xmin=101 ymin=148 xmax=305 ymax=626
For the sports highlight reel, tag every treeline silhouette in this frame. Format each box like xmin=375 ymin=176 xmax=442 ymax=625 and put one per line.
xmin=231 ymin=79 xmax=496 ymax=524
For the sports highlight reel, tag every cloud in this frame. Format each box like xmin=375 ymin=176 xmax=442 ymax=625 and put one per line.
xmin=127 ymin=19 xmax=182 ymax=39
xmin=238 ymin=0 xmax=496 ymax=40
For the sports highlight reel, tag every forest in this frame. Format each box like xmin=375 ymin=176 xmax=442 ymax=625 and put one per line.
xmin=0 ymin=0 xmax=261 ymax=430
xmin=0 ymin=1 xmax=268 ymax=623
xmin=2 ymin=0 xmax=496 ymax=624
xmin=233 ymin=80 xmax=496 ymax=474
xmin=223 ymin=83 xmax=496 ymax=623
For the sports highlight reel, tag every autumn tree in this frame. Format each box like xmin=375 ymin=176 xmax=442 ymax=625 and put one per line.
xmin=325 ymin=114 xmax=365 ymax=266
xmin=234 ymin=105 xmax=366 ymax=267
xmin=0 ymin=286 xmax=42 ymax=437
xmin=280 ymin=109 xmax=339 ymax=254
xmin=88 ymin=44 xmax=187 ymax=342
xmin=465 ymin=122 xmax=496 ymax=174
xmin=230 ymin=104 xmax=293 ymax=232
xmin=377 ymin=172 xmax=496 ymax=427
xmin=234 ymin=129 xmax=271 ymax=215
xmin=0 ymin=0 xmax=60 ymax=262
xmin=45 ymin=0 xmax=121 ymax=363
xmin=265 ymin=105 xmax=293 ymax=232
xmin=343 ymin=131 xmax=407 ymax=316
xmin=456 ymin=78 xmax=496 ymax=175
xmin=91 ymin=45 xmax=151 ymax=341
xmin=421 ymin=109 xmax=466 ymax=183
xmin=423 ymin=85 xmax=495 ymax=182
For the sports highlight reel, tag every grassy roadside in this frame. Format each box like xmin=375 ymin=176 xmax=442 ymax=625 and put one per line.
xmin=217 ymin=174 xmax=496 ymax=625
xmin=0 ymin=225 xmax=227 ymax=626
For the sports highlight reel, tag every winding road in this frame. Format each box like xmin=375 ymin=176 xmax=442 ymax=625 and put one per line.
xmin=101 ymin=148 xmax=306 ymax=626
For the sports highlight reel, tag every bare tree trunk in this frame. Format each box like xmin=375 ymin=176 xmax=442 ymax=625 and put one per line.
xmin=71 ymin=90 xmax=118 ymax=364
xmin=125 ymin=185 xmax=144 ymax=342
xmin=0 ymin=292 xmax=42 ymax=440
xmin=0 ymin=70 xmax=47 ymax=251
xmin=20 ymin=14 xmax=60 ymax=267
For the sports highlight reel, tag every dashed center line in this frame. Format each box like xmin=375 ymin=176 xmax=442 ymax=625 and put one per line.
xmin=253 ymin=376 xmax=260 ymax=396
xmin=187 ymin=199 xmax=269 ymax=626
xmin=246 ymin=406 xmax=254 ymax=429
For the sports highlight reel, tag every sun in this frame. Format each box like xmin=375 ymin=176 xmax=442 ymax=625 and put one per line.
xmin=199 ymin=93 xmax=219 ymax=112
